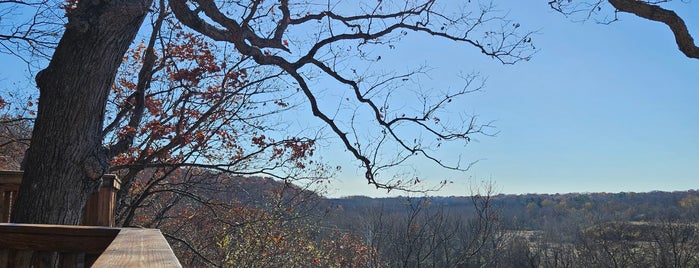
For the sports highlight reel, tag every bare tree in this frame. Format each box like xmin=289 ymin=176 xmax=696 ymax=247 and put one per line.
xmin=357 ymin=181 xmax=505 ymax=267
xmin=98 ymin=0 xmax=324 ymax=226
xmin=123 ymin=168 xmax=332 ymax=266
xmin=0 ymin=114 xmax=31 ymax=169
xmin=649 ymin=219 xmax=699 ymax=268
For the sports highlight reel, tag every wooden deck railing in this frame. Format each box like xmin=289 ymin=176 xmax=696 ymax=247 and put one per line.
xmin=0 ymin=171 xmax=181 ymax=267
xmin=0 ymin=223 xmax=182 ymax=267
xmin=0 ymin=171 xmax=21 ymax=224
xmin=0 ymin=171 xmax=120 ymax=226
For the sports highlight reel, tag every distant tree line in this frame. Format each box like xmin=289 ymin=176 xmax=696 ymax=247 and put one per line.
xmin=326 ymin=189 xmax=699 ymax=267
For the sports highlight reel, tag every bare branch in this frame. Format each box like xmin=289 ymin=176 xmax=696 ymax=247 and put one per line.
xmin=550 ymin=0 xmax=697 ymax=59
xmin=608 ymin=0 xmax=698 ymax=59
xmin=167 ymin=0 xmax=535 ymax=190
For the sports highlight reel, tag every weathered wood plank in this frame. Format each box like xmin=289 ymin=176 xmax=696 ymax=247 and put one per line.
xmin=92 ymin=228 xmax=182 ymax=268
xmin=0 ymin=224 xmax=118 ymax=254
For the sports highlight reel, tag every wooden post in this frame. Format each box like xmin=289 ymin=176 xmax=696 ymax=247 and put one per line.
xmin=0 ymin=171 xmax=120 ymax=226
xmin=83 ymin=174 xmax=121 ymax=227
xmin=0 ymin=171 xmax=22 ymax=223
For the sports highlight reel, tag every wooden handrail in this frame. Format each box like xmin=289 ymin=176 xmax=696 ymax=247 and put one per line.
xmin=92 ymin=228 xmax=182 ymax=267
xmin=0 ymin=223 xmax=182 ymax=267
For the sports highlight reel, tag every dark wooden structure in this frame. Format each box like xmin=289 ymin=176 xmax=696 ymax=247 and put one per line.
xmin=0 ymin=171 xmax=181 ymax=267
xmin=0 ymin=171 xmax=21 ymax=224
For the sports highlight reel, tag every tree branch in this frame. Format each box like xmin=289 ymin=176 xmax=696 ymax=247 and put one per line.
xmin=608 ymin=0 xmax=698 ymax=59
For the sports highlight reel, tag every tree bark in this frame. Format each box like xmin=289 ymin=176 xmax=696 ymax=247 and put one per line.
xmin=11 ymin=0 xmax=151 ymax=224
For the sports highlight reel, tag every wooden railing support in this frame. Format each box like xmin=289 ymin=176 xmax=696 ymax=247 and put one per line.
xmin=0 ymin=171 xmax=121 ymax=227
xmin=83 ymin=174 xmax=121 ymax=227
xmin=0 ymin=171 xmax=22 ymax=223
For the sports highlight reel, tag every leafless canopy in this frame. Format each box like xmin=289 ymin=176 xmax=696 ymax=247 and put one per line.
xmin=0 ymin=0 xmax=62 ymax=63
xmin=169 ymin=0 xmax=535 ymax=190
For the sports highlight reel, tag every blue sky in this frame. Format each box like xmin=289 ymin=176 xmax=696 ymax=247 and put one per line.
xmin=326 ymin=2 xmax=699 ymax=197
xmin=1 ymin=2 xmax=697 ymax=198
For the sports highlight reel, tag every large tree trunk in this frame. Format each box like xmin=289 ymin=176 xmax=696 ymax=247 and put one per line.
xmin=11 ymin=0 xmax=151 ymax=224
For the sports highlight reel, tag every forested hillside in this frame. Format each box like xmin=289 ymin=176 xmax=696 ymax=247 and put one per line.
xmin=113 ymin=170 xmax=699 ymax=267
xmin=324 ymin=189 xmax=699 ymax=267
xmin=329 ymin=190 xmax=699 ymax=228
